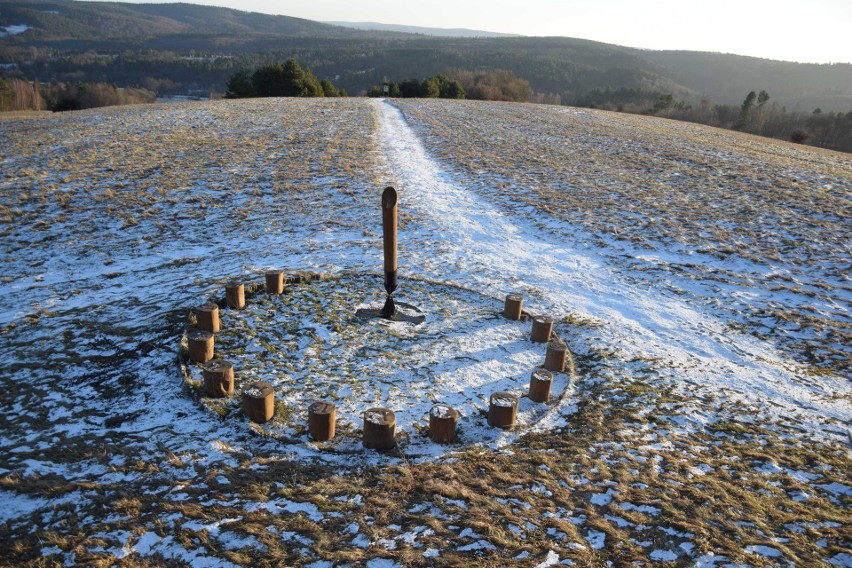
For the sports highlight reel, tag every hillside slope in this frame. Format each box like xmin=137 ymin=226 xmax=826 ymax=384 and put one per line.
xmin=1 ymin=0 xmax=850 ymax=108
xmin=0 ymin=0 xmax=359 ymax=39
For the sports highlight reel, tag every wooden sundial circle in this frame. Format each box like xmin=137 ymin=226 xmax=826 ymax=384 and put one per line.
xmin=180 ymin=271 xmax=578 ymax=456
xmin=178 ymin=189 xmax=582 ymax=457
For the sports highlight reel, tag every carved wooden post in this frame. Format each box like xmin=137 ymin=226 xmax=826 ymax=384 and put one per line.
xmin=381 ymin=186 xmax=398 ymax=317
xmin=529 ymin=369 xmax=553 ymax=403
xmin=530 ymin=315 xmax=553 ymax=343
xmin=363 ymin=407 xmax=396 ymax=450
xmin=195 ymin=303 xmax=220 ymax=334
xmin=429 ymin=405 xmax=459 ymax=444
xmin=544 ymin=341 xmax=567 ymax=372
xmin=226 ymin=281 xmax=245 ymax=309
xmin=488 ymin=392 xmax=518 ymax=429
xmin=242 ymin=381 xmax=274 ymax=423
xmin=203 ymin=359 xmax=234 ymax=398
xmin=503 ymin=293 xmax=523 ymax=320
xmin=308 ymin=401 xmax=336 ymax=441
xmin=265 ymin=270 xmax=284 ymax=295
xmin=188 ymin=330 xmax=214 ymax=364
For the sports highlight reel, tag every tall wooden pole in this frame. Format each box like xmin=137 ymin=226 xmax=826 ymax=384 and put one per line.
xmin=381 ymin=186 xmax=398 ymax=318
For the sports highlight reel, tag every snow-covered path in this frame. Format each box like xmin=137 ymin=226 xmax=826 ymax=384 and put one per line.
xmin=374 ymin=99 xmax=850 ymax=440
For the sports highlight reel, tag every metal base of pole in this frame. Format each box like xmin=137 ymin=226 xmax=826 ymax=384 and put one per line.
xmin=380 ymin=295 xmax=396 ymax=318
xmin=356 ymin=301 xmax=425 ymax=325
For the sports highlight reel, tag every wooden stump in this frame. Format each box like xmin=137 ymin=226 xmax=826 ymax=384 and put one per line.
xmin=188 ymin=330 xmax=214 ymax=364
xmin=242 ymin=381 xmax=274 ymax=423
xmin=529 ymin=369 xmax=553 ymax=403
xmin=265 ymin=270 xmax=284 ymax=295
xmin=544 ymin=341 xmax=567 ymax=372
xmin=503 ymin=293 xmax=523 ymax=320
xmin=363 ymin=407 xmax=396 ymax=450
xmin=195 ymin=303 xmax=220 ymax=334
xmin=530 ymin=315 xmax=553 ymax=343
xmin=308 ymin=401 xmax=336 ymax=441
xmin=225 ymin=281 xmax=245 ymax=309
xmin=488 ymin=392 xmax=518 ymax=429
xmin=203 ymin=359 xmax=234 ymax=398
xmin=429 ymin=405 xmax=459 ymax=444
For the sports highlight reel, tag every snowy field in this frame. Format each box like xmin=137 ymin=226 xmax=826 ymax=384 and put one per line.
xmin=0 ymin=98 xmax=850 ymax=566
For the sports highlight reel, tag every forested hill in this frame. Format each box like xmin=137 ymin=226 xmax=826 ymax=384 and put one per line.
xmin=1 ymin=0 xmax=850 ymax=110
xmin=0 ymin=0 xmax=372 ymax=39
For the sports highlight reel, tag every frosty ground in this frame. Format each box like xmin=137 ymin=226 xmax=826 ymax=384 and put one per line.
xmin=0 ymin=98 xmax=849 ymax=566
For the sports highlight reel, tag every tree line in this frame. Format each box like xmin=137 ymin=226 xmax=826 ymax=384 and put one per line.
xmin=0 ymin=77 xmax=155 ymax=112
xmin=366 ymin=69 xmax=532 ymax=102
xmin=225 ymin=59 xmax=345 ymax=99
xmin=575 ymin=87 xmax=851 ymax=153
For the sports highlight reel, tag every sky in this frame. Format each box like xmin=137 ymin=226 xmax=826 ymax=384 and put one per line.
xmin=81 ymin=0 xmax=851 ymax=64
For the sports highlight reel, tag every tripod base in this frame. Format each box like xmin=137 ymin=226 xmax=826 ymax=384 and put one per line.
xmin=381 ymin=295 xmax=396 ymax=318
xmin=356 ymin=301 xmax=425 ymax=325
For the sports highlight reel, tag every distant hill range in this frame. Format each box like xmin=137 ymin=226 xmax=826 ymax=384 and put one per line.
xmin=1 ymin=0 xmax=850 ymax=110
xmin=325 ymin=21 xmax=521 ymax=38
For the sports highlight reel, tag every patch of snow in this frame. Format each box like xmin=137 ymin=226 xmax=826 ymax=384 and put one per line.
xmin=457 ymin=539 xmax=496 ymax=551
xmin=651 ymin=549 xmax=678 ymax=561
xmin=828 ymin=553 xmax=852 ymax=567
xmin=0 ymin=24 xmax=30 ymax=37
xmin=535 ymin=550 xmax=560 ymax=567
xmin=590 ymin=488 xmax=616 ymax=506
xmin=689 ymin=553 xmax=730 ymax=566
xmin=0 ymin=491 xmax=49 ymax=523
xmin=745 ymin=544 xmax=784 ymax=558
xmin=816 ymin=482 xmax=851 ymax=496
xmin=585 ymin=530 xmax=606 ymax=549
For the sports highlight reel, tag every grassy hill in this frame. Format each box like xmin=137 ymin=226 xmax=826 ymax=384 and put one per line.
xmin=0 ymin=96 xmax=849 ymax=567
xmin=1 ymin=0 xmax=850 ymax=110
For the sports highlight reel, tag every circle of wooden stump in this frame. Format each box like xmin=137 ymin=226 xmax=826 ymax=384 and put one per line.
xmin=544 ymin=341 xmax=567 ymax=372
xmin=529 ymin=368 xmax=553 ymax=403
xmin=308 ymin=401 xmax=336 ymax=441
xmin=363 ymin=407 xmax=396 ymax=451
xmin=195 ymin=303 xmax=220 ymax=334
xmin=265 ymin=270 xmax=284 ymax=295
xmin=530 ymin=315 xmax=553 ymax=343
xmin=242 ymin=381 xmax=275 ymax=423
xmin=202 ymin=359 xmax=234 ymax=398
xmin=429 ymin=404 xmax=459 ymax=444
xmin=188 ymin=329 xmax=214 ymax=364
xmin=226 ymin=281 xmax=245 ymax=309
xmin=193 ymin=273 xmax=572 ymax=444
xmin=488 ymin=391 xmax=519 ymax=429
xmin=503 ymin=293 xmax=523 ymax=320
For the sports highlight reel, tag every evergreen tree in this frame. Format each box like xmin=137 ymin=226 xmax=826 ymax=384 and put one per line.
xmin=300 ymin=68 xmax=324 ymax=97
xmin=252 ymin=62 xmax=287 ymax=97
xmin=0 ymin=79 xmax=14 ymax=111
xmin=438 ymin=76 xmax=465 ymax=99
xmin=421 ymin=76 xmax=441 ymax=98
xmin=225 ymin=69 xmax=254 ymax=98
xmin=320 ymin=79 xmax=339 ymax=97
xmin=735 ymin=90 xmax=757 ymax=130
xmin=399 ymin=78 xmax=422 ymax=98
xmin=280 ymin=59 xmax=307 ymax=96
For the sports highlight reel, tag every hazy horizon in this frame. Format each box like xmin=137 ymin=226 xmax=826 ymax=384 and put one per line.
xmin=72 ymin=0 xmax=852 ymax=64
